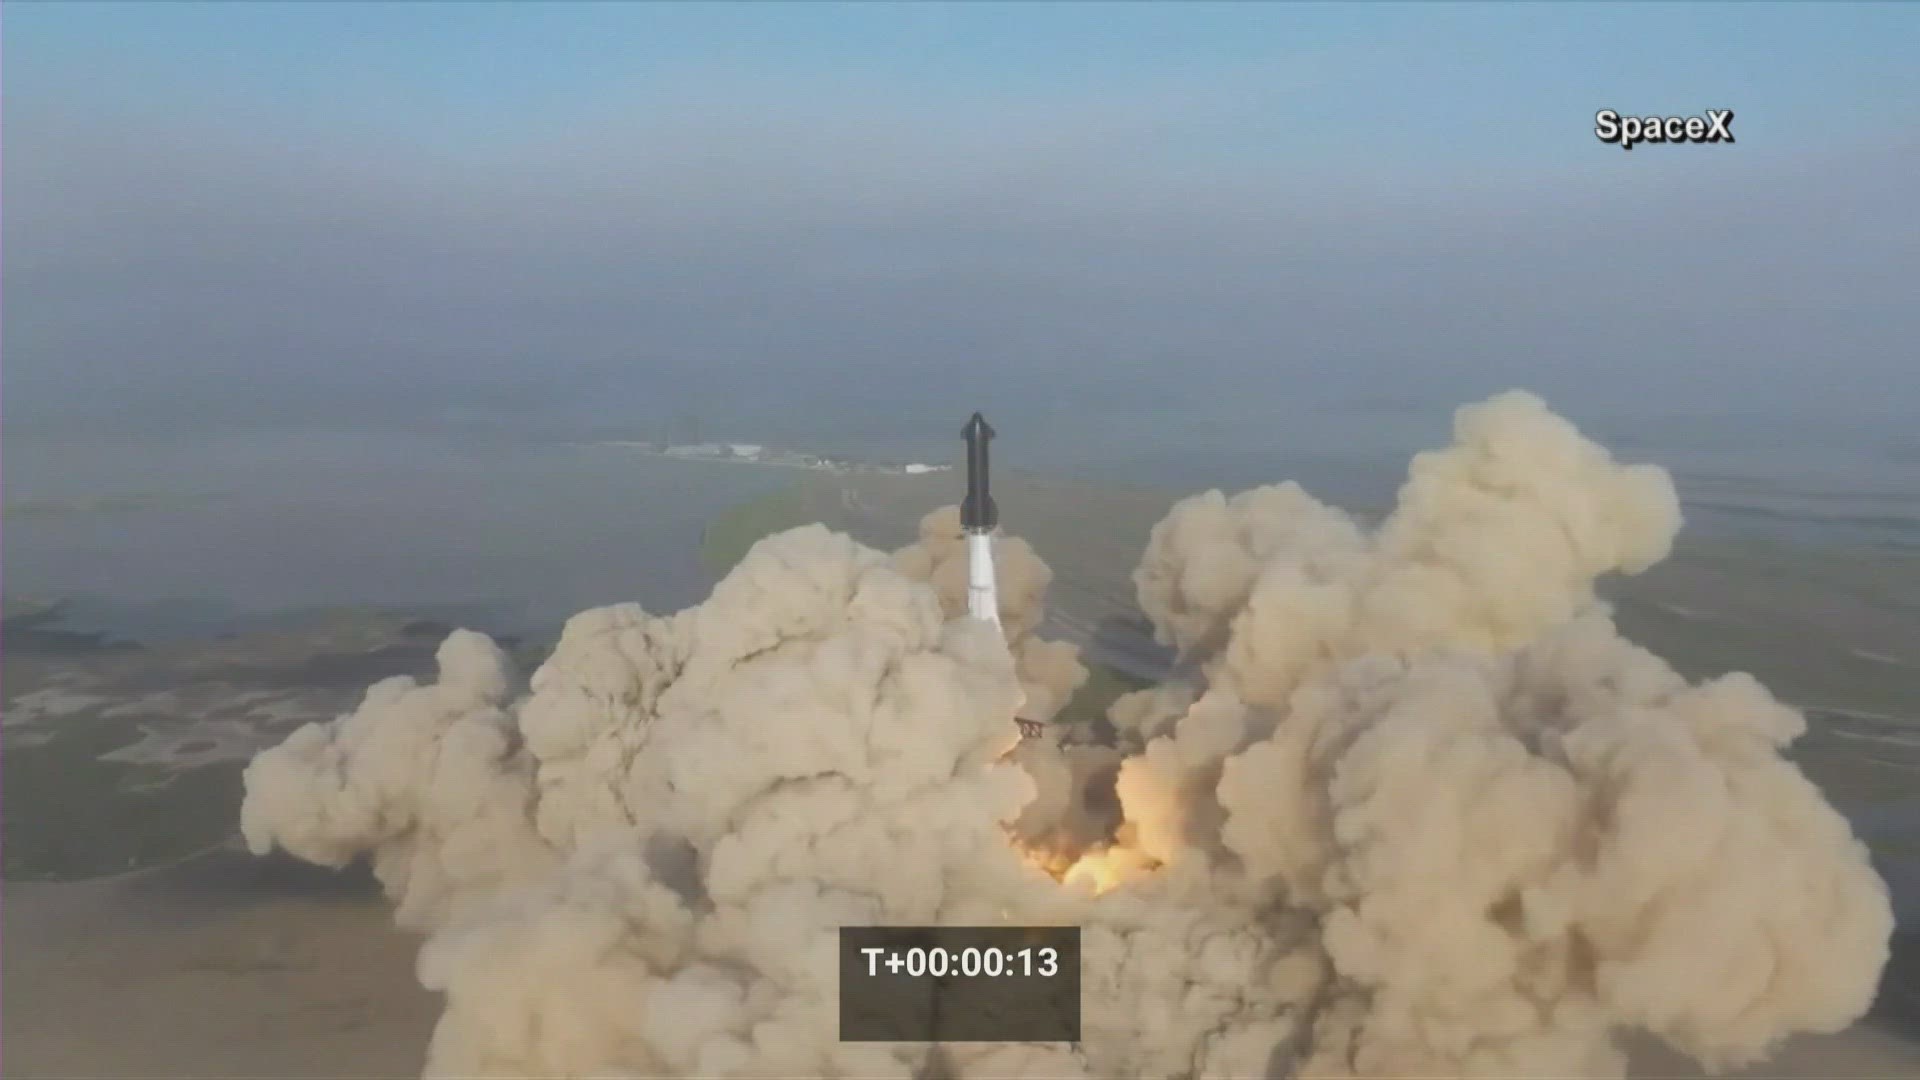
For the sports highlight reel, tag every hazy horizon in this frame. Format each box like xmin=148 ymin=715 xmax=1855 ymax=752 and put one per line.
xmin=6 ymin=3 xmax=1918 ymax=467
xmin=6 ymin=1 xmax=1919 ymax=634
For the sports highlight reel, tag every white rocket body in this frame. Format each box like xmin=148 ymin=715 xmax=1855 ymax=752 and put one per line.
xmin=961 ymin=411 xmax=1040 ymax=738
xmin=966 ymin=531 xmax=1000 ymax=627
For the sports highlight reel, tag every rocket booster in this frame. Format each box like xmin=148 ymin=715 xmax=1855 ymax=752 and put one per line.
xmin=961 ymin=413 xmax=1001 ymax=628
xmin=961 ymin=412 xmax=1043 ymax=739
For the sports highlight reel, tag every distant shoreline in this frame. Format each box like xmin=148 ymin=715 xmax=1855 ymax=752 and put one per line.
xmin=597 ymin=443 xmax=828 ymax=472
xmin=583 ymin=440 xmax=950 ymax=478
xmin=3 ymin=492 xmax=227 ymax=522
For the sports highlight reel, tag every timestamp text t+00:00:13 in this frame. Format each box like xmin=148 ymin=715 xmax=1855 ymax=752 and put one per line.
xmin=860 ymin=946 xmax=1061 ymax=979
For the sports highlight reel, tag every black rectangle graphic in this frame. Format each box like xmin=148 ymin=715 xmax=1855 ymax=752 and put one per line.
xmin=839 ymin=926 xmax=1081 ymax=1042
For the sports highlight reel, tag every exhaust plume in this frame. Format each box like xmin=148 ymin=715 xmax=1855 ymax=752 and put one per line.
xmin=240 ymin=391 xmax=1891 ymax=1078
xmin=890 ymin=504 xmax=1089 ymax=726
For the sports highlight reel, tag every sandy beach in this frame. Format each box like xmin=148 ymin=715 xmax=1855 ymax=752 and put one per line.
xmin=3 ymin=848 xmax=436 ymax=1079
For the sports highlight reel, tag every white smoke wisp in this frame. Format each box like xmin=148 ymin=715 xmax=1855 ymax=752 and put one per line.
xmin=238 ymin=391 xmax=1893 ymax=1079
xmin=890 ymin=504 xmax=1090 ymax=726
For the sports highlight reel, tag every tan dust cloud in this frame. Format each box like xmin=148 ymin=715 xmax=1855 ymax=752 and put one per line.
xmin=240 ymin=391 xmax=1890 ymax=1078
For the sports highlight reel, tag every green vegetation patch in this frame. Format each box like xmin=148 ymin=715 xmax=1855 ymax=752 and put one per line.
xmin=1055 ymin=662 xmax=1154 ymax=730
xmin=700 ymin=483 xmax=813 ymax=578
xmin=3 ymin=714 xmax=242 ymax=881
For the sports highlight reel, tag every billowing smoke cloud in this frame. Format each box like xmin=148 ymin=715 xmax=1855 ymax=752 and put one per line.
xmin=240 ymin=391 xmax=1891 ymax=1078
xmin=886 ymin=505 xmax=1116 ymax=853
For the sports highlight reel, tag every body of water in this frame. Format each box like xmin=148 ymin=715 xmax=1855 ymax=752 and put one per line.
xmin=6 ymin=399 xmax=1917 ymax=646
xmin=769 ymin=399 xmax=1920 ymax=551
xmin=2 ymin=432 xmax=788 ymax=643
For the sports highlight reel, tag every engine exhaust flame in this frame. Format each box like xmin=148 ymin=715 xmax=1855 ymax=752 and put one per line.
xmin=1060 ymin=847 xmax=1152 ymax=897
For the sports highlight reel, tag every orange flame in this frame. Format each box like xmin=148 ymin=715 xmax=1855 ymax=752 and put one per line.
xmin=1062 ymin=849 xmax=1128 ymax=896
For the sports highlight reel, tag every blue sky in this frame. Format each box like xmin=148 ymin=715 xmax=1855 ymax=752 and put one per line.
xmin=11 ymin=4 xmax=1913 ymax=169
xmin=5 ymin=2 xmax=1918 ymax=453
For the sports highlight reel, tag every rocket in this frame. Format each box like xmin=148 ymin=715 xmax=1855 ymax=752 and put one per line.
xmin=961 ymin=412 xmax=1001 ymax=626
xmin=961 ymin=412 xmax=1045 ymax=740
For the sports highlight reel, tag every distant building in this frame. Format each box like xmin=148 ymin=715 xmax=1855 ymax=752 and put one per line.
xmin=729 ymin=444 xmax=764 ymax=459
xmin=904 ymin=463 xmax=933 ymax=474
